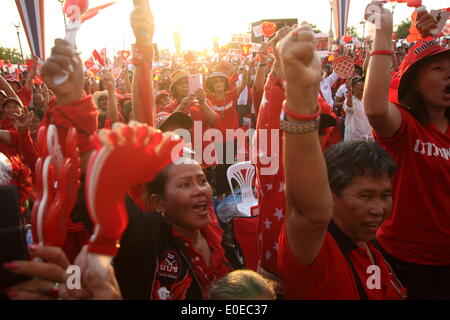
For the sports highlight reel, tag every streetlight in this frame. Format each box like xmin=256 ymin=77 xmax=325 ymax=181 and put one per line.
xmin=390 ymin=3 xmax=397 ymax=22
xmin=359 ymin=20 xmax=366 ymax=48
xmin=12 ymin=23 xmax=24 ymax=63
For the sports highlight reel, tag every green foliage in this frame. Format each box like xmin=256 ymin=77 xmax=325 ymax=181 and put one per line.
xmin=310 ymin=24 xmax=323 ymax=34
xmin=346 ymin=26 xmax=360 ymax=38
xmin=0 ymin=46 xmax=25 ymax=64
xmin=395 ymin=19 xmax=412 ymax=40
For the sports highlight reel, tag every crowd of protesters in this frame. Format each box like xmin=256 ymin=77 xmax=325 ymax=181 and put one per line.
xmin=0 ymin=0 xmax=449 ymax=300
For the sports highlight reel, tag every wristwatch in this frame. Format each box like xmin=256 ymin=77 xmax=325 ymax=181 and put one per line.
xmin=280 ymin=111 xmax=320 ymax=134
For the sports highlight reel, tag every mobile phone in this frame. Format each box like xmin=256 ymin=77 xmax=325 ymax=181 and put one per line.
xmin=188 ymin=74 xmax=203 ymax=95
xmin=0 ymin=186 xmax=30 ymax=288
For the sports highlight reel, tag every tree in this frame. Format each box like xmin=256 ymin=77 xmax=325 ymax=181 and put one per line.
xmin=0 ymin=46 xmax=25 ymax=64
xmin=395 ymin=19 xmax=412 ymax=40
xmin=310 ymin=24 xmax=323 ymax=34
xmin=346 ymin=26 xmax=360 ymax=38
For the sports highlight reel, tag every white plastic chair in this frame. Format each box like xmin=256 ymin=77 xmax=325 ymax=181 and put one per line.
xmin=226 ymin=161 xmax=258 ymax=217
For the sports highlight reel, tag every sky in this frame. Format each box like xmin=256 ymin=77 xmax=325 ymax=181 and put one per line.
xmin=0 ymin=0 xmax=448 ymax=60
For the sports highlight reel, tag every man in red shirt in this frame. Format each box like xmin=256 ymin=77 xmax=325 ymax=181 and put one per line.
xmin=276 ymin=23 xmax=406 ymax=300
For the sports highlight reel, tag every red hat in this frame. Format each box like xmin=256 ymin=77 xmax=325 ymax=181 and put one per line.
xmin=397 ymin=39 xmax=450 ymax=100
xmin=1 ymin=97 xmax=23 ymax=109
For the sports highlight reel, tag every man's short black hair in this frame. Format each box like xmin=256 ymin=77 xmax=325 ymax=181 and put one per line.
xmin=324 ymin=141 xmax=397 ymax=197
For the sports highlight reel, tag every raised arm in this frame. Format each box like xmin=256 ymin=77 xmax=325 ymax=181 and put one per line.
xmin=280 ymin=24 xmax=333 ymax=266
xmin=130 ymin=0 xmax=155 ymax=126
xmin=252 ymin=43 xmax=269 ymax=93
xmin=24 ymin=56 xmax=39 ymax=92
xmin=363 ymin=1 xmax=401 ymax=139
xmin=344 ymin=79 xmax=353 ymax=109
xmin=102 ymin=71 xmax=120 ymax=123
xmin=121 ymin=63 xmax=132 ymax=93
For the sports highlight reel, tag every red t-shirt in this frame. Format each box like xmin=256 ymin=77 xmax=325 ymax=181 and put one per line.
xmin=375 ymin=106 xmax=450 ymax=265
xmin=0 ymin=120 xmax=37 ymax=170
xmin=252 ymin=89 xmax=264 ymax=118
xmin=18 ymin=87 xmax=32 ymax=107
xmin=277 ymin=225 xmax=406 ymax=300
xmin=207 ymin=88 xmax=239 ymax=142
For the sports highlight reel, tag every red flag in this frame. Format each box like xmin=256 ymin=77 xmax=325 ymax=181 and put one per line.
xmin=407 ymin=10 xmax=421 ymax=42
xmin=92 ymin=49 xmax=105 ymax=66
xmin=81 ymin=1 xmax=116 ymax=23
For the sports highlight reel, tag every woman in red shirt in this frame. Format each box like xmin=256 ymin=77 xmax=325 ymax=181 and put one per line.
xmin=205 ymin=71 xmax=247 ymax=196
xmin=364 ymin=2 xmax=450 ymax=299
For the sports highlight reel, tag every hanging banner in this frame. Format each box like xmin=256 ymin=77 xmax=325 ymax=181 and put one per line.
xmin=332 ymin=0 xmax=351 ymax=40
xmin=15 ymin=0 xmax=45 ymax=59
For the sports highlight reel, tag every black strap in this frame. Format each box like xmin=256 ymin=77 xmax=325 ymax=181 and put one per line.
xmin=328 ymin=221 xmax=368 ymax=300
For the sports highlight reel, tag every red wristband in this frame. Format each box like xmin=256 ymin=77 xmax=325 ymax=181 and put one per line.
xmin=370 ymin=50 xmax=394 ymax=56
xmin=282 ymin=100 xmax=321 ymax=121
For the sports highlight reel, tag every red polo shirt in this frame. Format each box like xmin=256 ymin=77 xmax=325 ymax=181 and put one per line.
xmin=375 ymin=105 xmax=450 ymax=265
xmin=277 ymin=225 xmax=406 ymax=300
xmin=170 ymin=222 xmax=232 ymax=299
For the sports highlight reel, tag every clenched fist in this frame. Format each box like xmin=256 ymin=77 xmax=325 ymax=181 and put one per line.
xmin=278 ymin=23 xmax=321 ymax=111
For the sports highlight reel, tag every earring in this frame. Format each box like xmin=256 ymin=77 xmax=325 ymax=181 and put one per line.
xmin=158 ymin=208 xmax=166 ymax=217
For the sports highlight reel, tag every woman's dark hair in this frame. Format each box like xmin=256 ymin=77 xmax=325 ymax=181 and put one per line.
xmin=398 ymin=52 xmax=450 ymax=125
xmin=324 ymin=141 xmax=397 ymax=197
xmin=144 ymin=164 xmax=173 ymax=202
